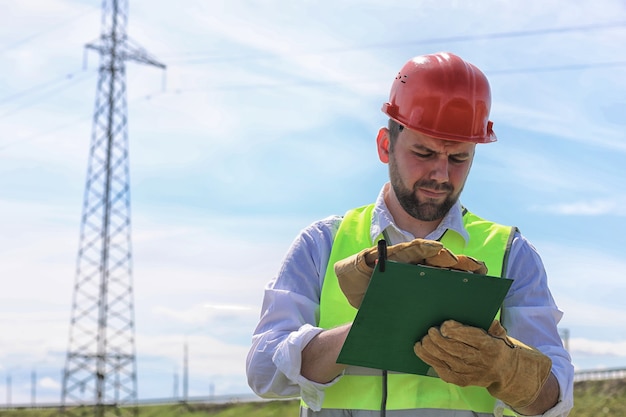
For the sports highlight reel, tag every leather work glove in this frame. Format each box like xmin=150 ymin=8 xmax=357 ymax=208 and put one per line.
xmin=414 ymin=320 xmax=553 ymax=410
xmin=334 ymin=238 xmax=487 ymax=308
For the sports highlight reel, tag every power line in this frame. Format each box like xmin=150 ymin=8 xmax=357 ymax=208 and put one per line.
xmin=3 ymin=18 xmax=623 ymax=109
xmin=0 ymin=71 xmax=92 ymax=105
xmin=0 ymin=8 xmax=98 ymax=53
xmin=487 ymin=60 xmax=626 ymax=75
xmin=2 ymin=17 xmax=624 ymax=152
xmin=388 ymin=20 xmax=626 ymax=47
xmin=161 ymin=20 xmax=626 ymax=65
xmin=0 ymin=70 xmax=96 ymax=120
xmin=117 ymin=59 xmax=626 ymax=100
xmin=2 ymin=54 xmax=622 ymax=156
xmin=10 ymin=58 xmax=618 ymax=122
xmin=0 ymin=86 xmax=159 ymax=153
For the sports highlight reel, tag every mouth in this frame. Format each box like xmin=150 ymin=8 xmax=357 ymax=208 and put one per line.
xmin=418 ymin=187 xmax=449 ymax=200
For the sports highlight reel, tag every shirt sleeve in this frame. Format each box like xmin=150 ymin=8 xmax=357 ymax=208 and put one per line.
xmin=500 ymin=231 xmax=575 ymax=417
xmin=246 ymin=216 xmax=341 ymax=409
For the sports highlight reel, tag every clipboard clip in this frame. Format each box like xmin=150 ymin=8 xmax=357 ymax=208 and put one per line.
xmin=377 ymin=239 xmax=388 ymax=272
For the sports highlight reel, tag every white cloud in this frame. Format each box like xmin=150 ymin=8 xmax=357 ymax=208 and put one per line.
xmin=531 ymin=196 xmax=626 ymax=216
xmin=39 ymin=377 xmax=60 ymax=390
xmin=203 ymin=304 xmax=251 ymax=312
xmin=152 ymin=304 xmax=256 ymax=326
xmin=555 ymin=295 xmax=626 ymax=328
xmin=571 ymin=338 xmax=626 ymax=357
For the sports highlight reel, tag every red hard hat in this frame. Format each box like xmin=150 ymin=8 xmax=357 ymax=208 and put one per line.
xmin=382 ymin=52 xmax=496 ymax=143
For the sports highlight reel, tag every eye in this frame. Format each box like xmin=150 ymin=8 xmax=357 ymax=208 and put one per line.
xmin=414 ymin=151 xmax=433 ymax=159
xmin=449 ymin=155 xmax=470 ymax=164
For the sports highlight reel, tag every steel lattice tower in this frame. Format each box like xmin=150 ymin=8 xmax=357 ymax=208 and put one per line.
xmin=61 ymin=1 xmax=164 ymax=415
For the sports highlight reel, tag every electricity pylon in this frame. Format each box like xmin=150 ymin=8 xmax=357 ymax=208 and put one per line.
xmin=60 ymin=1 xmax=164 ymax=416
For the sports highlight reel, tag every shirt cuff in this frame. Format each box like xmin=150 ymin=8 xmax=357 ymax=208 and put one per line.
xmin=494 ymin=397 xmax=573 ymax=417
xmin=272 ymin=323 xmax=342 ymax=411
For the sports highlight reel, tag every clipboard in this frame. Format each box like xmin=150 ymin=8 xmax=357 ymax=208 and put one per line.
xmin=336 ymin=242 xmax=513 ymax=376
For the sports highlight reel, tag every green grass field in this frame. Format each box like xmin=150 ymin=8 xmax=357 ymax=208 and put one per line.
xmin=1 ymin=379 xmax=624 ymax=417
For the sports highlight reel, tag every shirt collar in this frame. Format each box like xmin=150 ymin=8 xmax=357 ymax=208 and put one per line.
xmin=371 ymin=183 xmax=469 ymax=245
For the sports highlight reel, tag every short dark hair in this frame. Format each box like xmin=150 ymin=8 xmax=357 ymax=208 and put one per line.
xmin=388 ymin=119 xmax=404 ymax=151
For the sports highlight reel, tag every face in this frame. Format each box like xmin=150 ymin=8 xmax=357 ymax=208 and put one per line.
xmin=377 ymin=127 xmax=476 ymax=222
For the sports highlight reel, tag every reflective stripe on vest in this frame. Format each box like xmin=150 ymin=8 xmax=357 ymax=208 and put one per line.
xmin=314 ymin=204 xmax=516 ymax=415
xmin=301 ymin=407 xmax=496 ymax=417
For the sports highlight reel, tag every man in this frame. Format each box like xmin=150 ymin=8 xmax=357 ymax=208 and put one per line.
xmin=246 ymin=52 xmax=574 ymax=417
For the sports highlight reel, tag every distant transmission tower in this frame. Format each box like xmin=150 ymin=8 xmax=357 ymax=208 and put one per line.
xmin=61 ymin=1 xmax=164 ymax=416
xmin=559 ymin=328 xmax=570 ymax=352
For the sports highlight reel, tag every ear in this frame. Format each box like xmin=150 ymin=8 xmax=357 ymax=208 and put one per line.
xmin=376 ymin=127 xmax=390 ymax=163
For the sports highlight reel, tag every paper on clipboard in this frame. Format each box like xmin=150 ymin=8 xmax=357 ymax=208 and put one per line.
xmin=336 ymin=260 xmax=513 ymax=375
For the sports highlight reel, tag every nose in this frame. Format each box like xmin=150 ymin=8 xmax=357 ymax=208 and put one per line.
xmin=429 ymin=155 xmax=450 ymax=183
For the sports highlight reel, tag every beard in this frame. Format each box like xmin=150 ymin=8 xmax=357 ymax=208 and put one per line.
xmin=389 ymin=157 xmax=461 ymax=222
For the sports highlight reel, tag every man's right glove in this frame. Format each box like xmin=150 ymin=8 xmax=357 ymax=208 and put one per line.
xmin=334 ymin=238 xmax=488 ymax=308
xmin=414 ymin=320 xmax=553 ymax=411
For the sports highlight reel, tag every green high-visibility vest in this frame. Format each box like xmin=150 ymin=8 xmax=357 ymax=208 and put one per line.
xmin=314 ymin=204 xmax=516 ymax=414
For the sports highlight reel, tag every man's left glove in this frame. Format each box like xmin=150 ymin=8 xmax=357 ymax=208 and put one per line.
xmin=414 ymin=320 xmax=552 ymax=411
xmin=334 ymin=238 xmax=487 ymax=309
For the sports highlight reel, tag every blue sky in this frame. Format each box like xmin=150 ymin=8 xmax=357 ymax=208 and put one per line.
xmin=1 ymin=0 xmax=625 ymax=405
